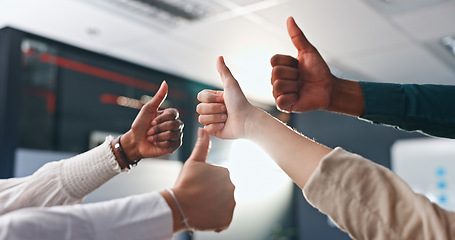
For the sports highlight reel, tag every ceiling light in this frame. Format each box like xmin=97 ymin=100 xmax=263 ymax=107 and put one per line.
xmin=134 ymin=0 xmax=207 ymax=20
xmin=84 ymin=0 xmax=217 ymax=27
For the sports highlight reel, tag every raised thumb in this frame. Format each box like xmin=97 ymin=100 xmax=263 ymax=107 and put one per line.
xmin=145 ymin=80 xmax=168 ymax=112
xmin=286 ymin=16 xmax=313 ymax=53
xmin=187 ymin=128 xmax=210 ymax=163
xmin=131 ymin=81 xmax=167 ymax=127
xmin=216 ymin=56 xmax=241 ymax=91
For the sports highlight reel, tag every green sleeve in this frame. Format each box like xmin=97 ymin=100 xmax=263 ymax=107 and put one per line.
xmin=359 ymin=81 xmax=455 ymax=139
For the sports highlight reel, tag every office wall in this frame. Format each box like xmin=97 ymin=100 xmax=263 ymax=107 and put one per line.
xmin=291 ymin=110 xmax=427 ymax=239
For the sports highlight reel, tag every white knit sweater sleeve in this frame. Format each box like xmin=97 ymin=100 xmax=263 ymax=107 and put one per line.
xmin=0 ymin=137 xmax=122 ymax=215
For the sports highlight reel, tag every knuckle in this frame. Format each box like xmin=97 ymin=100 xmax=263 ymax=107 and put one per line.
xmin=274 ymin=80 xmax=286 ymax=90
xmin=159 ymin=141 xmax=171 ymax=148
xmin=169 ymin=108 xmax=179 ymax=118
xmin=272 ymin=88 xmax=278 ymax=99
xmin=164 ymin=131 xmax=174 ymax=139
xmin=131 ymin=123 xmax=139 ymax=132
xmin=198 ymin=115 xmax=205 ymax=125
xmin=170 ymin=141 xmax=180 ymax=149
xmin=272 ymin=79 xmax=280 ymax=89
xmin=271 ymin=66 xmax=280 ymax=77
xmin=169 ymin=120 xmax=179 ymax=130
xmin=196 ymin=104 xmax=203 ymax=114
xmin=270 ymin=54 xmax=281 ymax=65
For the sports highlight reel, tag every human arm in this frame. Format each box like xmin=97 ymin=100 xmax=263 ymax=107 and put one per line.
xmin=0 ymin=192 xmax=173 ymax=240
xmin=360 ymin=82 xmax=455 ymax=138
xmin=0 ymin=129 xmax=235 ymax=239
xmin=199 ymin=57 xmax=455 ymax=239
xmin=270 ymin=17 xmax=364 ymax=116
xmin=0 ymin=81 xmax=184 ymax=214
xmin=271 ymin=17 xmax=455 ymax=138
xmin=303 ymin=147 xmax=455 ymax=240
xmin=197 ymin=56 xmax=331 ymax=188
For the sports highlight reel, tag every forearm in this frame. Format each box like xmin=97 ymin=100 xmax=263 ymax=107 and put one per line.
xmin=60 ymin=137 xmax=121 ymax=199
xmin=0 ymin=192 xmax=173 ymax=240
xmin=304 ymin=148 xmax=455 ymax=240
xmin=246 ymin=108 xmax=332 ymax=188
xmin=0 ymin=139 xmax=121 ymax=214
xmin=327 ymin=77 xmax=365 ymax=117
xmin=360 ymin=82 xmax=455 ymax=138
xmin=160 ymin=190 xmax=185 ymax=233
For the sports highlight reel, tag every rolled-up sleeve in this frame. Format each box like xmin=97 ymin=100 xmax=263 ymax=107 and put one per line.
xmin=303 ymin=147 xmax=455 ymax=240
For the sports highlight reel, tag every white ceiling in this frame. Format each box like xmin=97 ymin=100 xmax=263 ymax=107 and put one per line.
xmin=0 ymin=0 xmax=454 ymax=105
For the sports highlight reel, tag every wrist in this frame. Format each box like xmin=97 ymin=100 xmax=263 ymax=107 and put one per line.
xmin=327 ymin=77 xmax=365 ymax=117
xmin=160 ymin=189 xmax=189 ymax=233
xmin=244 ymin=107 xmax=268 ymax=140
xmin=119 ymin=131 xmax=142 ymax=162
xmin=110 ymin=138 xmax=129 ymax=170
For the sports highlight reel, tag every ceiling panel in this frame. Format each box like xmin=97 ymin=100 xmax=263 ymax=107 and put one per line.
xmin=363 ymin=0 xmax=451 ymax=14
xmin=111 ymin=30 xmax=220 ymax=87
xmin=391 ymin=1 xmax=455 ymax=42
xmin=338 ymin=42 xmax=455 ymax=85
xmin=133 ymin=16 xmax=296 ymax=103
xmin=2 ymin=0 xmax=153 ymax=53
xmin=229 ymin=0 xmax=268 ymax=6
xmin=256 ymin=0 xmax=410 ymax=57
xmin=0 ymin=0 xmax=453 ymax=105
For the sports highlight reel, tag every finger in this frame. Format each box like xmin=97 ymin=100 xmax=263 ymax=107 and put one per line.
xmin=216 ymin=56 xmax=241 ymax=90
xmin=287 ymin=17 xmax=314 ymax=53
xmin=196 ymin=103 xmax=226 ymax=115
xmin=271 ymin=66 xmax=299 ymax=84
xmin=147 ymin=130 xmax=182 ymax=142
xmin=197 ymin=90 xmax=224 ymax=103
xmin=142 ymin=81 xmax=168 ymax=114
xmin=198 ymin=114 xmax=227 ymax=126
xmin=276 ymin=93 xmax=298 ymax=113
xmin=153 ymin=140 xmax=182 ymax=151
xmin=149 ymin=81 xmax=169 ymax=111
xmin=151 ymin=108 xmax=179 ymax=126
xmin=131 ymin=81 xmax=168 ymax=129
xmin=272 ymin=79 xmax=300 ymax=99
xmin=203 ymin=123 xmax=225 ymax=134
xmin=187 ymin=128 xmax=210 ymax=163
xmin=148 ymin=119 xmax=183 ymax=136
xmin=270 ymin=54 xmax=299 ymax=68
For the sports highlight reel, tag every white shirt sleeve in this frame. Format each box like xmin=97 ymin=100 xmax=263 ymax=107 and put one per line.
xmin=0 ymin=137 xmax=122 ymax=215
xmin=0 ymin=192 xmax=173 ymax=240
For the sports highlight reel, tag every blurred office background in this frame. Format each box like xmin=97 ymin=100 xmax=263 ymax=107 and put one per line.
xmin=1 ymin=0 xmax=455 ymax=239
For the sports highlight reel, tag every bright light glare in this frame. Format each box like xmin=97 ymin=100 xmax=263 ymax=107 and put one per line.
xmin=196 ymin=139 xmax=294 ymax=240
xmin=225 ymin=139 xmax=292 ymax=203
xmin=230 ymin=45 xmax=275 ymax=104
